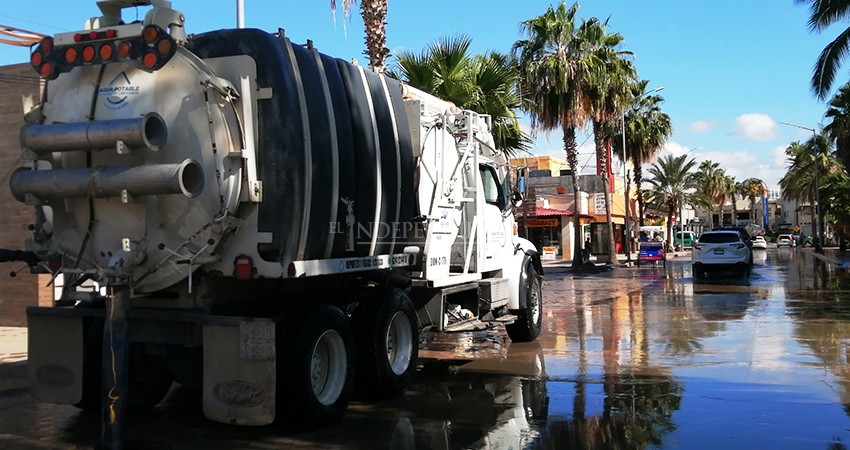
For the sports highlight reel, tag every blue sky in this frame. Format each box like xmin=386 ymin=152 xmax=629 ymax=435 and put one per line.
xmin=0 ymin=1 xmax=839 ymax=189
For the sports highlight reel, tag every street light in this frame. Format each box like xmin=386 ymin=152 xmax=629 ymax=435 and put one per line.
xmin=622 ymin=86 xmax=664 ymax=262
xmin=778 ymin=121 xmax=822 ymax=253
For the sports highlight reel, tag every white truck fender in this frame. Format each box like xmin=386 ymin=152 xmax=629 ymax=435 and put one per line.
xmin=504 ymin=237 xmax=543 ymax=310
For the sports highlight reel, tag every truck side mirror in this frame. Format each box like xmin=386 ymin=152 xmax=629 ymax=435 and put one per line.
xmin=511 ymin=191 xmax=523 ymax=208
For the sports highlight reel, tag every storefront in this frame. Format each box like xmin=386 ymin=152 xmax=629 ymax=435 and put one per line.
xmin=517 ymin=208 xmax=567 ymax=258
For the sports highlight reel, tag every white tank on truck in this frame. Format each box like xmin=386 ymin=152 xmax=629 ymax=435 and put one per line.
xmin=3 ymin=0 xmax=544 ymax=446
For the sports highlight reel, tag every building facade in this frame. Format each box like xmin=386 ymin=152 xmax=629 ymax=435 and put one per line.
xmin=0 ymin=63 xmax=50 ymax=326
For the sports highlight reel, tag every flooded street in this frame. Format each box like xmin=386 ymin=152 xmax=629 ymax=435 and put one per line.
xmin=3 ymin=248 xmax=850 ymax=449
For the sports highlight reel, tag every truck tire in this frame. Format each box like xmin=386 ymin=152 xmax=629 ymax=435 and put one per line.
xmin=355 ymin=289 xmax=418 ymax=399
xmin=506 ymin=264 xmax=542 ymax=342
xmin=76 ymin=318 xmax=173 ymax=411
xmin=277 ymin=304 xmax=355 ymax=428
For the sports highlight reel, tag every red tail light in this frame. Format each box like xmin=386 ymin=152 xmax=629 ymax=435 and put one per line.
xmin=32 ymin=25 xmax=177 ymax=79
xmin=40 ymin=37 xmax=53 ymax=53
xmin=233 ymin=255 xmax=255 ymax=280
xmin=141 ymin=52 xmax=158 ymax=69
xmin=39 ymin=62 xmax=54 ymax=78
xmin=30 ymin=51 xmax=43 ymax=67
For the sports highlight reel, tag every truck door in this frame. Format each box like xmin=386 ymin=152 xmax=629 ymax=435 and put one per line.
xmin=479 ymin=165 xmax=512 ymax=271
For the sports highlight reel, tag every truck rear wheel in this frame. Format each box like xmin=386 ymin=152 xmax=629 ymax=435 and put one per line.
xmin=506 ymin=264 xmax=543 ymax=342
xmin=277 ymin=304 xmax=355 ymax=428
xmin=355 ymin=289 xmax=418 ymax=399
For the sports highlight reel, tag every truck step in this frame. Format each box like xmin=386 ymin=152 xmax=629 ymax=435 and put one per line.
xmin=479 ymin=278 xmax=510 ymax=309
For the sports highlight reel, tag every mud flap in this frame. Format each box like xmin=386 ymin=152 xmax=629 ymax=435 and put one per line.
xmin=203 ymin=318 xmax=276 ymax=425
xmin=27 ymin=313 xmax=83 ymax=404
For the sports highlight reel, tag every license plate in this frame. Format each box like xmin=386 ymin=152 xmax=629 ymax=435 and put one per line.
xmin=713 ymin=248 xmax=724 ymax=255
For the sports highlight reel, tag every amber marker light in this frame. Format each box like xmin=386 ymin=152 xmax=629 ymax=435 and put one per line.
xmin=82 ymin=45 xmax=95 ymax=62
xmin=64 ymin=47 xmax=78 ymax=64
xmin=99 ymin=43 xmax=113 ymax=60
xmin=142 ymin=26 xmax=159 ymax=44
xmin=116 ymin=41 xmax=132 ymax=59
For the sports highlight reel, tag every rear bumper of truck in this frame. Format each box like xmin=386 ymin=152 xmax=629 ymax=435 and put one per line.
xmin=26 ymin=306 xmax=278 ymax=426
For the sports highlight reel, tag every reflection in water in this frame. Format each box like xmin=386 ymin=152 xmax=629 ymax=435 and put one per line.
xmin=532 ymin=276 xmax=685 ymax=449
xmin=787 ymin=252 xmax=850 ymax=427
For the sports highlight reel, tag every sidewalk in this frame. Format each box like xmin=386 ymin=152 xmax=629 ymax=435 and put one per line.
xmin=542 ymin=249 xmax=691 ymax=271
xmin=803 ymin=247 xmax=850 ymax=268
xmin=0 ymin=327 xmax=27 ymax=363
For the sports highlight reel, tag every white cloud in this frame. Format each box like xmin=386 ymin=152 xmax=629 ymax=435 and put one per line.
xmin=658 ymin=140 xmax=702 ymax=159
xmin=689 ymin=120 xmax=715 ymax=133
xmin=733 ymin=113 xmax=779 ymax=141
xmin=694 ymin=150 xmax=785 ymax=189
xmin=771 ymin=145 xmax=789 ymax=167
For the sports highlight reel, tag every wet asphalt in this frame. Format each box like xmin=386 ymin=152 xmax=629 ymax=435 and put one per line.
xmin=2 ymin=247 xmax=850 ymax=449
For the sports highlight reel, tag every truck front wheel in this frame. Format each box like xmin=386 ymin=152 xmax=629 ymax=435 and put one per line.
xmin=355 ymin=289 xmax=419 ymax=399
xmin=506 ymin=264 xmax=543 ymax=342
xmin=277 ymin=304 xmax=355 ymax=428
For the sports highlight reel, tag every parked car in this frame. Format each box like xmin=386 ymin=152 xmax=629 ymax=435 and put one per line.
xmin=776 ymin=234 xmax=796 ymax=247
xmin=692 ymin=230 xmax=754 ymax=279
xmin=752 ymin=236 xmax=767 ymax=249
xmin=674 ymin=231 xmax=697 ymax=249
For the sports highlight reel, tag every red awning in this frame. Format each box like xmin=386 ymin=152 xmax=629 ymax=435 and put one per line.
xmin=535 ymin=207 xmax=571 ymax=217
xmin=517 ymin=207 xmax=593 ymax=219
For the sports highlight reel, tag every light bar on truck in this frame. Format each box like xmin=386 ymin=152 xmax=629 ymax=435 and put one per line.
xmin=30 ymin=24 xmax=177 ymax=80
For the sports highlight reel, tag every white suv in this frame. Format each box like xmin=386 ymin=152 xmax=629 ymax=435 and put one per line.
xmin=692 ymin=231 xmax=754 ymax=279
xmin=776 ymin=234 xmax=796 ymax=247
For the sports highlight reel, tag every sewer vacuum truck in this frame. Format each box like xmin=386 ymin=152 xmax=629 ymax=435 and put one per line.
xmin=5 ymin=0 xmax=543 ymax=434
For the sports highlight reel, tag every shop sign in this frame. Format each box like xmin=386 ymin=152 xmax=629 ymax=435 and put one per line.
xmin=525 ymin=218 xmax=560 ymax=228
xmin=542 ymin=246 xmax=557 ymax=261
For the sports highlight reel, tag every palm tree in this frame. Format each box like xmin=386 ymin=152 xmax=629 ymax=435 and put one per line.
xmin=796 ymin=0 xmax=850 ymax=99
xmin=741 ymin=178 xmax=767 ymax=228
xmin=644 ymin=154 xmax=699 ymax=251
xmin=333 ymin=0 xmax=389 ymax=73
xmin=614 ymin=80 xmax=672 ymax=225
xmin=780 ymin=136 xmax=837 ymax=243
xmin=585 ymin=19 xmax=635 ymax=263
xmin=694 ymin=160 xmax=727 ymax=228
xmin=393 ymin=35 xmax=530 ymax=155
xmin=513 ymin=2 xmax=600 ymax=268
xmin=726 ymin=176 xmax=741 ymax=226
xmin=824 ymin=81 xmax=850 ymax=176
xmin=820 ymin=169 xmax=850 ymax=248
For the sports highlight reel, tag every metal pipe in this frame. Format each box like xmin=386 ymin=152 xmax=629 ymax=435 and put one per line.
xmin=21 ymin=112 xmax=168 ymax=154
xmin=237 ymin=0 xmax=245 ymax=28
xmin=10 ymin=159 xmax=204 ymax=202
xmin=101 ymin=284 xmax=129 ymax=450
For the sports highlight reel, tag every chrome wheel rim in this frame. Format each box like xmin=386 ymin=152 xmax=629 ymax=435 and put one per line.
xmin=310 ymin=329 xmax=347 ymax=406
xmin=386 ymin=311 xmax=413 ymax=376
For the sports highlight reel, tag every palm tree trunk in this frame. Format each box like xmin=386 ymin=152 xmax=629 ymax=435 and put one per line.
xmin=360 ymin=0 xmax=389 ymax=73
xmin=731 ymin=197 xmax=738 ymax=225
xmin=564 ymin=125 xmax=583 ymax=269
xmin=666 ymin=203 xmax=675 ymax=252
xmin=592 ymin=121 xmax=617 ymax=263
xmin=750 ymin=199 xmax=756 ymax=228
xmin=810 ymin=188 xmax=818 ymax=245
xmin=635 ymin=163 xmax=645 ymax=226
